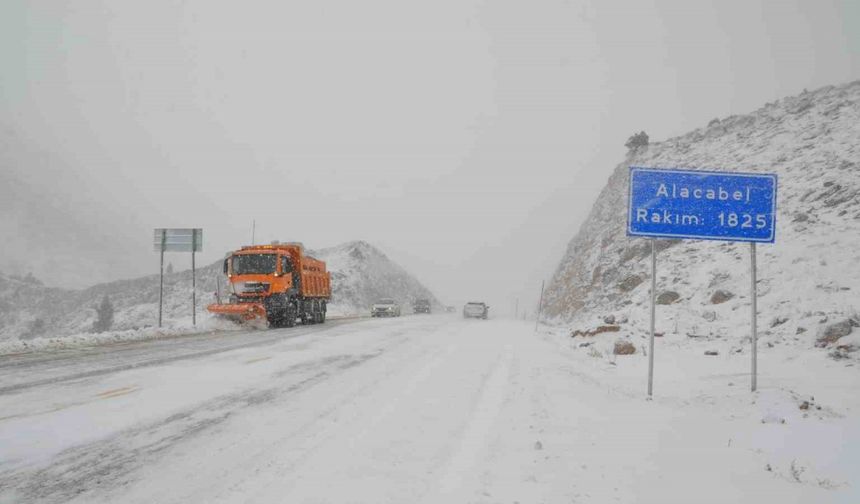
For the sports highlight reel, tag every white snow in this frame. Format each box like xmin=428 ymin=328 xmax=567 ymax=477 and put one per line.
xmin=1 ymin=315 xmax=857 ymax=503
xmin=0 ymin=314 xmax=238 ymax=356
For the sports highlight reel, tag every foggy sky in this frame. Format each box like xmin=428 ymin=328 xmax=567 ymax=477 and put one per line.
xmin=2 ymin=0 xmax=858 ymax=313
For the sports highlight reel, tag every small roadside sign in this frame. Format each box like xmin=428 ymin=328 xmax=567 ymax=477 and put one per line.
xmin=153 ymin=228 xmax=203 ymax=252
xmin=627 ymin=167 xmax=777 ymax=242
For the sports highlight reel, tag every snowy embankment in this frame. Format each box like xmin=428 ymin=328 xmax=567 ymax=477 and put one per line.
xmin=516 ymin=81 xmax=860 ymax=500
xmin=543 ymin=80 xmax=860 ymax=370
xmin=0 ymin=314 xmax=241 ymax=356
xmin=0 ymin=309 xmax=366 ymax=356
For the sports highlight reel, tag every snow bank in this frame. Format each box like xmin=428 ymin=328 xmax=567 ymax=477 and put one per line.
xmin=0 ymin=314 xmax=244 ymax=356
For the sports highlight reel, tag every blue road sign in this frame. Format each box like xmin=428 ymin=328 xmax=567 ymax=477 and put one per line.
xmin=627 ymin=167 xmax=777 ymax=243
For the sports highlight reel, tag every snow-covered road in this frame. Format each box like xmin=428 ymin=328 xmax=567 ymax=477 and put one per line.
xmin=1 ymin=316 xmax=856 ymax=503
xmin=0 ymin=318 xmax=364 ymax=394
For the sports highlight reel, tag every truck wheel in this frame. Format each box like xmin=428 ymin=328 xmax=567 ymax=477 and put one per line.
xmin=301 ymin=306 xmax=313 ymax=325
xmin=265 ymin=294 xmax=288 ymax=328
xmin=283 ymin=303 xmax=297 ymax=328
xmin=313 ymin=300 xmax=320 ymax=324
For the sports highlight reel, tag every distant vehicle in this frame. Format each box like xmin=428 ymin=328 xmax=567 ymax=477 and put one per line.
xmin=463 ymin=302 xmax=489 ymax=320
xmin=413 ymin=298 xmax=431 ymax=314
xmin=372 ymin=298 xmax=401 ymax=317
xmin=444 ymin=306 xmax=456 ymax=313
xmin=207 ymin=243 xmax=331 ymax=327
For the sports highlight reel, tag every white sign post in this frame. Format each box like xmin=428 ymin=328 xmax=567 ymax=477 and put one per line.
xmin=153 ymin=228 xmax=203 ymax=327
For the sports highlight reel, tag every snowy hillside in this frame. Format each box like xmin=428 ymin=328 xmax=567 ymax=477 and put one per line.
xmin=0 ymin=240 xmax=438 ymax=344
xmin=0 ymin=262 xmax=225 ymax=344
xmin=544 ymin=81 xmax=860 ymax=357
xmin=310 ymin=240 xmax=439 ymax=314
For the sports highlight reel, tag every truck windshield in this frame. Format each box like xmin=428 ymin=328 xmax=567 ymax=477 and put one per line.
xmin=232 ymin=254 xmax=277 ymax=275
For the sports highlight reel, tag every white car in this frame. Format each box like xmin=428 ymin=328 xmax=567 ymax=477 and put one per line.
xmin=463 ymin=302 xmax=489 ymax=319
xmin=372 ymin=298 xmax=401 ymax=317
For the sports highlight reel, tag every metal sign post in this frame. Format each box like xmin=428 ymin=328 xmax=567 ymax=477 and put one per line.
xmin=215 ymin=275 xmax=222 ymax=304
xmin=153 ymin=228 xmax=203 ymax=328
xmin=192 ymin=231 xmax=197 ymax=326
xmin=158 ymin=230 xmax=166 ymax=328
xmin=535 ymin=280 xmax=545 ymax=332
xmin=750 ymin=242 xmax=757 ymax=391
xmin=648 ymin=239 xmax=656 ymax=397
xmin=627 ymin=167 xmax=777 ymax=396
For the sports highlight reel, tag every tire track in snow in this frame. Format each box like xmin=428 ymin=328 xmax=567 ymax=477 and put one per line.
xmin=347 ymin=342 xmax=458 ymax=450
xmin=0 ymin=352 xmax=385 ymax=504
xmin=239 ymin=328 xmax=455 ymax=503
xmin=427 ymin=342 xmax=514 ymax=500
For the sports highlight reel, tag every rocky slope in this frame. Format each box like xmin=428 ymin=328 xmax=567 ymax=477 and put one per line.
xmin=0 ymin=241 xmax=438 ymax=341
xmin=544 ymin=81 xmax=860 ymax=355
xmin=310 ymin=240 xmax=439 ymax=313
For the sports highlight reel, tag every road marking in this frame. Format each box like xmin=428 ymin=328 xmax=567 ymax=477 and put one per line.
xmin=1 ymin=388 xmax=140 ymax=420
xmin=96 ymin=386 xmax=138 ymax=399
xmin=245 ymin=356 xmax=273 ymax=364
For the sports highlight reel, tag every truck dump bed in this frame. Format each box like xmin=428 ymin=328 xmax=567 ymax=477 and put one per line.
xmin=297 ymin=254 xmax=331 ymax=298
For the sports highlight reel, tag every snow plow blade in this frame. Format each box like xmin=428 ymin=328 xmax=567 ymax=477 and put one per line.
xmin=207 ymin=302 xmax=266 ymax=322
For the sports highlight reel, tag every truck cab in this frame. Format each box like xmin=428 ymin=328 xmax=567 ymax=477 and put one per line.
xmin=226 ymin=251 xmax=296 ymax=302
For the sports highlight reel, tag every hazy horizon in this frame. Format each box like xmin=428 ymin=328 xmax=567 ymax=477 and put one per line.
xmin=2 ymin=0 xmax=858 ymax=313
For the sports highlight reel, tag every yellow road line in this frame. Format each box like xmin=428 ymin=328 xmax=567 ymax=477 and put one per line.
xmin=96 ymin=386 xmax=138 ymax=399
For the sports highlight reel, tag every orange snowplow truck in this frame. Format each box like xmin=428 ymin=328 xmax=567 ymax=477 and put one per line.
xmin=207 ymin=243 xmax=331 ymax=327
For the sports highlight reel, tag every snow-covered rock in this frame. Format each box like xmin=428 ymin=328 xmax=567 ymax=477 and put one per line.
xmin=310 ymin=240 xmax=439 ymax=315
xmin=544 ymin=80 xmax=860 ymax=356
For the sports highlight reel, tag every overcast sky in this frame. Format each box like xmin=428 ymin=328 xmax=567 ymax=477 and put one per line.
xmin=2 ymin=0 xmax=858 ymax=313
